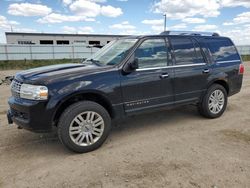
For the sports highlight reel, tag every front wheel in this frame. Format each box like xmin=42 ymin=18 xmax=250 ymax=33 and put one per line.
xmin=58 ymin=101 xmax=111 ymax=153
xmin=198 ymin=84 xmax=228 ymax=119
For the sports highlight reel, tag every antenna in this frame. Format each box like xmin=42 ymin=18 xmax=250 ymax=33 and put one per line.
xmin=163 ymin=14 xmax=167 ymax=32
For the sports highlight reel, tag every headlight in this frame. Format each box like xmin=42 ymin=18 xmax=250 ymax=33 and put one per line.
xmin=20 ymin=84 xmax=48 ymax=100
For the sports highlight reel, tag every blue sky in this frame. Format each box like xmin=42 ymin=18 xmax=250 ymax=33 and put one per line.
xmin=0 ymin=0 xmax=250 ymax=44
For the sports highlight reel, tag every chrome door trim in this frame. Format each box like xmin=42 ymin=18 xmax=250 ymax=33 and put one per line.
xmin=136 ymin=63 xmax=206 ymax=71
xmin=216 ymin=60 xmax=241 ymax=64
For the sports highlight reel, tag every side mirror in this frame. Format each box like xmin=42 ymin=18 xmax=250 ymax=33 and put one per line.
xmin=129 ymin=58 xmax=139 ymax=70
xmin=123 ymin=58 xmax=139 ymax=73
xmin=123 ymin=54 xmax=139 ymax=74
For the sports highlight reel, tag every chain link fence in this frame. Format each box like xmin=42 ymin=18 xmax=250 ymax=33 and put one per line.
xmin=0 ymin=44 xmax=99 ymax=61
xmin=0 ymin=44 xmax=249 ymax=61
xmin=237 ymin=46 xmax=250 ymax=55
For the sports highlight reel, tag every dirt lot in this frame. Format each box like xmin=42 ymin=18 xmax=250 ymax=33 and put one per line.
xmin=0 ymin=64 xmax=250 ymax=188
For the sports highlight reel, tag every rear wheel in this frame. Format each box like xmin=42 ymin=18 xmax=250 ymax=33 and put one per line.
xmin=58 ymin=101 xmax=111 ymax=153
xmin=198 ymin=84 xmax=228 ymax=119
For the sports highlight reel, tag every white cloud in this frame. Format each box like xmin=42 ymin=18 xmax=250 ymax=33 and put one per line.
xmin=37 ymin=13 xmax=94 ymax=24
xmin=101 ymin=5 xmax=123 ymax=17
xmin=153 ymin=0 xmax=220 ymax=19
xmin=62 ymin=26 xmax=94 ymax=34
xmin=222 ymin=27 xmax=250 ymax=45
xmin=109 ymin=21 xmax=137 ymax=35
xmin=220 ymin=0 xmax=250 ymax=8
xmin=142 ymin=19 xmax=164 ymax=33
xmin=151 ymin=25 xmax=165 ymax=33
xmin=70 ymin=0 xmax=101 ymax=17
xmin=223 ymin=22 xmax=234 ymax=26
xmin=233 ymin=12 xmax=250 ymax=24
xmin=109 ymin=21 xmax=135 ymax=30
xmin=62 ymin=0 xmax=106 ymax=6
xmin=4 ymin=0 xmax=24 ymax=2
xmin=223 ymin=11 xmax=250 ymax=26
xmin=8 ymin=3 xmax=52 ymax=16
xmin=182 ymin=17 xmax=206 ymax=24
xmin=194 ymin=24 xmax=218 ymax=31
xmin=69 ymin=0 xmax=122 ymax=18
xmin=62 ymin=0 xmax=72 ymax=6
xmin=14 ymin=28 xmax=37 ymax=32
xmin=142 ymin=19 xmax=163 ymax=26
xmin=152 ymin=0 xmax=250 ymax=22
xmin=169 ymin=23 xmax=187 ymax=30
xmin=0 ymin=15 xmax=19 ymax=30
xmin=78 ymin=26 xmax=94 ymax=33
xmin=62 ymin=26 xmax=77 ymax=33
xmin=0 ymin=15 xmax=35 ymax=43
xmin=141 ymin=19 xmax=187 ymax=33
xmin=90 ymin=0 xmax=106 ymax=2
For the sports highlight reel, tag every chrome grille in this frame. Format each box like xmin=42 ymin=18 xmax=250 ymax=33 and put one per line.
xmin=11 ymin=79 xmax=22 ymax=98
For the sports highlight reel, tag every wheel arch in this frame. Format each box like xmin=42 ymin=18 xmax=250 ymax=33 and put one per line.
xmin=52 ymin=91 xmax=114 ymax=126
xmin=208 ymin=79 xmax=229 ymax=94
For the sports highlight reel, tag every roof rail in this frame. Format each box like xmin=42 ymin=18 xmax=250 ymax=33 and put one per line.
xmin=160 ymin=31 xmax=220 ymax=37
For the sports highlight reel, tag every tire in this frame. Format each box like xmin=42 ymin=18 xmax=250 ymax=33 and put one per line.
xmin=58 ymin=101 xmax=111 ymax=153
xmin=198 ymin=84 xmax=228 ymax=119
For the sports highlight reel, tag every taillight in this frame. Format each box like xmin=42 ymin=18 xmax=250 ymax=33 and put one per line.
xmin=239 ymin=64 xmax=244 ymax=75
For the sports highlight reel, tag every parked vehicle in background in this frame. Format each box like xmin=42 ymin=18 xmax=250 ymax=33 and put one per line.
xmin=7 ymin=31 xmax=244 ymax=153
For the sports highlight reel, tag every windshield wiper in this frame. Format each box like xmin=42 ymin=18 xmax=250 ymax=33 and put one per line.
xmin=85 ymin=59 xmax=101 ymax=66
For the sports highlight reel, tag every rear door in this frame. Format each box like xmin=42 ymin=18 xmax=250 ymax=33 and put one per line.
xmin=120 ymin=37 xmax=174 ymax=114
xmin=169 ymin=36 xmax=210 ymax=103
xmin=204 ymin=37 xmax=243 ymax=94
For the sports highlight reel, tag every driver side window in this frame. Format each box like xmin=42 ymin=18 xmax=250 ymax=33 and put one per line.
xmin=135 ymin=38 xmax=168 ymax=69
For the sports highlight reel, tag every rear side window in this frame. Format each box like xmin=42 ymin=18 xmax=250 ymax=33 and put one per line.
xmin=170 ymin=37 xmax=204 ymax=65
xmin=205 ymin=38 xmax=240 ymax=62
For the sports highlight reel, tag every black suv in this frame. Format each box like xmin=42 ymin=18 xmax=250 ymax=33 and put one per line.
xmin=7 ymin=31 xmax=244 ymax=153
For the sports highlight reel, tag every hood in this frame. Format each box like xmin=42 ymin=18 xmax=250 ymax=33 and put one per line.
xmin=15 ymin=63 xmax=109 ymax=85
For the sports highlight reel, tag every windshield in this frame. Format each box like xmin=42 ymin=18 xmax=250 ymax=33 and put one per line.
xmin=84 ymin=38 xmax=138 ymax=66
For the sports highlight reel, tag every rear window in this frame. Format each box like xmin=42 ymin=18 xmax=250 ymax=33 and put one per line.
xmin=205 ymin=38 xmax=240 ymax=62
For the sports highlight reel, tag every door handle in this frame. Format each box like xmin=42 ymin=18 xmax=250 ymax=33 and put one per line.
xmin=160 ymin=73 xmax=169 ymax=79
xmin=202 ymin=69 xmax=210 ymax=74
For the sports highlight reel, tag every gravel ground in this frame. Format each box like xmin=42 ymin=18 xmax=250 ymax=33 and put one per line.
xmin=0 ymin=64 xmax=249 ymax=188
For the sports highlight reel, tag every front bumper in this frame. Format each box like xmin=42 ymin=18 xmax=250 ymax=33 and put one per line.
xmin=7 ymin=97 xmax=53 ymax=133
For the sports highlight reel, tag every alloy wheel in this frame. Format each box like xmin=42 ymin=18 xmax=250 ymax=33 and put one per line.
xmin=208 ymin=89 xmax=225 ymax=114
xmin=69 ymin=111 xmax=105 ymax=146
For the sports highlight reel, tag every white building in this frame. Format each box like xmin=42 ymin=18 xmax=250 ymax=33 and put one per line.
xmin=5 ymin=32 xmax=127 ymax=46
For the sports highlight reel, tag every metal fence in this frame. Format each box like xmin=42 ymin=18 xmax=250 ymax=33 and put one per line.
xmin=0 ymin=44 xmax=250 ymax=61
xmin=237 ymin=45 xmax=250 ymax=55
xmin=0 ymin=44 xmax=99 ymax=61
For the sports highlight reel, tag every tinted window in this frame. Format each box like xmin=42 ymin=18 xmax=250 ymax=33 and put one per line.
xmin=193 ymin=39 xmax=205 ymax=63
xmin=206 ymin=38 xmax=240 ymax=62
xmin=135 ymin=39 xmax=168 ymax=69
xmin=170 ymin=37 xmax=198 ymax=65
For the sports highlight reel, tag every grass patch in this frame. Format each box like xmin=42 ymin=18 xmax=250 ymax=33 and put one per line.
xmin=241 ymin=55 xmax=250 ymax=62
xmin=0 ymin=110 xmax=7 ymax=115
xmin=0 ymin=59 xmax=81 ymax=70
xmin=0 ymin=56 xmax=249 ymax=70
xmin=221 ymin=129 xmax=250 ymax=143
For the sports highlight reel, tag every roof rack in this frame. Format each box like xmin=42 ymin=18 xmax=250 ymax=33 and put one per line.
xmin=160 ymin=31 xmax=220 ymax=37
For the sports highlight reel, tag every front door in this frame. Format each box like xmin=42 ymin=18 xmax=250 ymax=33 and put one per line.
xmin=120 ymin=38 xmax=175 ymax=114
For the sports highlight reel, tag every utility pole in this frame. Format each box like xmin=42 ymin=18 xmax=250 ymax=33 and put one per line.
xmin=163 ymin=14 xmax=167 ymax=31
